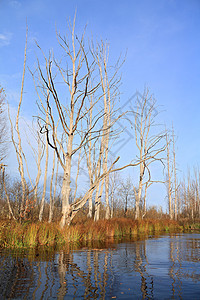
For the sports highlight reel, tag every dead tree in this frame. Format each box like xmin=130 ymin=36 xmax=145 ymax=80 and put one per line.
xmin=92 ymin=41 xmax=122 ymax=220
xmin=38 ymin=96 xmax=49 ymax=221
xmin=0 ymin=88 xmax=8 ymax=162
xmin=0 ymin=164 xmax=16 ymax=220
xmin=172 ymin=125 xmax=178 ymax=220
xmin=130 ymin=89 xmax=166 ymax=219
xmin=118 ymin=176 xmax=134 ymax=217
xmin=33 ymin=18 xmax=110 ymax=227
xmin=63 ymin=156 xmax=145 ymax=225
xmin=7 ymin=27 xmax=29 ymax=220
xmin=26 ymin=122 xmax=45 ymax=205
xmin=109 ymin=169 xmax=119 ymax=218
xmin=83 ymin=41 xmax=122 ymax=221
xmin=165 ymin=125 xmax=178 ymax=220
xmin=84 ymin=94 xmax=96 ymax=218
xmin=194 ymin=167 xmax=200 ymax=218
xmin=166 ymin=131 xmax=173 ymax=219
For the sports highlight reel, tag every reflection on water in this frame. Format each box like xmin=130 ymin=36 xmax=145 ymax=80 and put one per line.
xmin=0 ymin=233 xmax=200 ymax=299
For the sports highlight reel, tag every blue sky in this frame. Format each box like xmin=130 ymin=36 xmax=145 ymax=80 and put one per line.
xmin=0 ymin=0 xmax=200 ymax=209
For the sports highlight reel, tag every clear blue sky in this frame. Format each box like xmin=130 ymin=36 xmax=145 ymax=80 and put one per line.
xmin=0 ymin=0 xmax=200 ymax=209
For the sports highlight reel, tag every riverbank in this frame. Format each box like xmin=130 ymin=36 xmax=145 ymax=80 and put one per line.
xmin=0 ymin=218 xmax=199 ymax=249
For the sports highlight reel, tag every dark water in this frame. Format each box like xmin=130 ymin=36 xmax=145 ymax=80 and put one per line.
xmin=0 ymin=233 xmax=200 ymax=299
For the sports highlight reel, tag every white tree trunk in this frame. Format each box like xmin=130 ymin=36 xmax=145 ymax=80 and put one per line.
xmin=105 ymin=174 xmax=110 ymax=219
xmin=60 ymin=133 xmax=73 ymax=227
xmin=48 ymin=150 xmax=56 ymax=223
xmin=39 ymin=105 xmax=49 ymax=221
xmin=94 ymin=181 xmax=101 ymax=221
xmin=166 ymin=133 xmax=173 ymax=219
xmin=172 ymin=126 xmax=177 ymax=220
xmin=87 ymin=192 xmax=93 ymax=218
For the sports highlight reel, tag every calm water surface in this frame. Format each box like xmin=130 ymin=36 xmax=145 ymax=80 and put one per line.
xmin=0 ymin=233 xmax=199 ymax=299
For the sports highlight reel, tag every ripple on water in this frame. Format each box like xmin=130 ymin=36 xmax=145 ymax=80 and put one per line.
xmin=0 ymin=233 xmax=199 ymax=299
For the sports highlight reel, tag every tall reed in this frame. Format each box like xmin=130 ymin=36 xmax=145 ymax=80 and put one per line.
xmin=0 ymin=218 xmax=198 ymax=249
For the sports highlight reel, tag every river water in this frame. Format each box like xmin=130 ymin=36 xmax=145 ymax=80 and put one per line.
xmin=0 ymin=233 xmax=199 ymax=299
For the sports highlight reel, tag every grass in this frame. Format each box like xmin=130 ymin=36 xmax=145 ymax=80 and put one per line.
xmin=0 ymin=218 xmax=199 ymax=249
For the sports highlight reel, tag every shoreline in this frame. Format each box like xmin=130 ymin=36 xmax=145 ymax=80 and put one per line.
xmin=0 ymin=218 xmax=200 ymax=249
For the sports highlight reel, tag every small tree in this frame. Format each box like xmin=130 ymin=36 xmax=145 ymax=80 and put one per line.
xmin=118 ymin=176 xmax=134 ymax=217
xmin=0 ymin=87 xmax=8 ymax=162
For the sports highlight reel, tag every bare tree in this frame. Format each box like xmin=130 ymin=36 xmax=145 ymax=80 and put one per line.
xmin=109 ymin=168 xmax=120 ymax=218
xmin=178 ymin=169 xmax=199 ymax=220
xmin=63 ymin=156 xmax=145 ymax=225
xmin=92 ymin=41 xmax=121 ymax=220
xmin=166 ymin=131 xmax=173 ymax=219
xmin=0 ymin=88 xmax=11 ymax=215
xmin=84 ymin=94 xmax=96 ymax=218
xmin=62 ymin=156 xmax=120 ymax=224
xmin=7 ymin=26 xmax=49 ymax=221
xmin=0 ymin=164 xmax=16 ymax=220
xmin=83 ymin=41 xmax=122 ymax=221
xmin=33 ymin=19 xmax=156 ymax=226
xmin=26 ymin=122 xmax=45 ymax=204
xmin=172 ymin=125 xmax=178 ymax=220
xmin=194 ymin=167 xmax=200 ymax=218
xmin=130 ymin=89 xmax=166 ymax=219
xmin=48 ymin=150 xmax=58 ymax=222
xmin=0 ymin=87 xmax=8 ymax=162
xmin=38 ymin=101 xmax=49 ymax=221
xmin=165 ymin=125 xmax=178 ymax=220
xmin=118 ymin=176 xmax=134 ymax=217
xmin=7 ymin=27 xmax=28 ymax=220
xmin=33 ymin=17 xmax=111 ymax=227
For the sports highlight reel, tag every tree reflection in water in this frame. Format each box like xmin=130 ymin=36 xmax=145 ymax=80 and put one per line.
xmin=0 ymin=233 xmax=199 ymax=299
xmin=134 ymin=241 xmax=154 ymax=299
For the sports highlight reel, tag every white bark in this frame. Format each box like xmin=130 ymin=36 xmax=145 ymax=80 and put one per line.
xmin=1 ymin=165 xmax=16 ymax=220
xmin=109 ymin=171 xmax=119 ymax=218
xmin=94 ymin=180 xmax=101 ymax=221
xmin=39 ymin=94 xmax=49 ymax=221
xmin=172 ymin=126 xmax=177 ymax=220
xmin=8 ymin=26 xmax=28 ymax=220
xmin=34 ymin=19 xmax=124 ymax=226
xmin=132 ymin=89 xmax=166 ymax=219
xmin=49 ymin=149 xmax=60 ymax=223
xmin=92 ymin=41 xmax=121 ymax=220
xmin=60 ymin=134 xmax=73 ymax=227
xmin=48 ymin=150 xmax=55 ymax=223
xmin=166 ymin=132 xmax=173 ymax=219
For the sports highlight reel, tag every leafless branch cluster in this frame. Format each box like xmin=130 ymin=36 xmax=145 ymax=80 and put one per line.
xmin=2 ymin=17 xmax=194 ymax=226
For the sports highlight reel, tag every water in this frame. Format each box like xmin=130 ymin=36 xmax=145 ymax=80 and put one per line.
xmin=0 ymin=233 xmax=199 ymax=299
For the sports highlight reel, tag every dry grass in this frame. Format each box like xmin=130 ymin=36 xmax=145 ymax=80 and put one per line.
xmin=0 ymin=218 xmax=199 ymax=249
